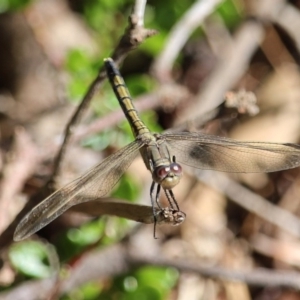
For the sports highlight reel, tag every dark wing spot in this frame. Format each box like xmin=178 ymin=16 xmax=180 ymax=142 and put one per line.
xmin=189 ymin=144 xmax=216 ymax=169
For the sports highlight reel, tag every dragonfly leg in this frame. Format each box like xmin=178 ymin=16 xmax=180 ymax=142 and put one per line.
xmin=164 ymin=189 xmax=174 ymax=209
xmin=150 ymin=181 xmax=159 ymax=239
xmin=155 ymin=184 xmax=162 ymax=209
xmin=169 ymin=189 xmax=180 ymax=211
xmin=164 ymin=189 xmax=180 ymax=211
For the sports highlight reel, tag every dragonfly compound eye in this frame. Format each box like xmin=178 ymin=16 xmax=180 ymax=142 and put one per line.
xmin=170 ymin=163 xmax=182 ymax=176
xmin=155 ymin=166 xmax=171 ymax=180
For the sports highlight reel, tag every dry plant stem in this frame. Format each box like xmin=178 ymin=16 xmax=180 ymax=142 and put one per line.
xmin=177 ymin=19 xmax=265 ymax=124
xmin=61 ymin=243 xmax=300 ymax=290
xmin=251 ymin=233 xmax=300 ymax=267
xmin=178 ymin=0 xmax=286 ymax=125
xmin=0 ymin=278 xmax=57 ymax=300
xmin=133 ymin=0 xmax=146 ymax=27
xmin=50 ymin=0 xmax=157 ymax=184
xmin=132 ymin=254 xmax=300 ymax=289
xmin=0 ymin=128 xmax=39 ymax=234
xmin=74 ymin=93 xmax=161 ymax=141
xmin=40 ymin=241 xmax=61 ymax=300
xmin=49 ymin=68 xmax=106 ymax=184
xmin=2 ymin=242 xmax=300 ymax=300
xmin=276 ymin=3 xmax=300 ymax=53
xmin=202 ymin=14 xmax=233 ymax=58
xmin=152 ymin=0 xmax=224 ymax=82
xmin=198 ymin=171 xmax=300 ymax=239
xmin=261 ymin=25 xmax=296 ymax=68
xmin=73 ymin=83 xmax=190 ymax=141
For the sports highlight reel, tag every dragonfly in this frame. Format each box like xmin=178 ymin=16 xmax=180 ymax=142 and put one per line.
xmin=14 ymin=58 xmax=300 ymax=241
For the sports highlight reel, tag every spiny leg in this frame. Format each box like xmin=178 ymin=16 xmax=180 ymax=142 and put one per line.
xmin=164 ymin=189 xmax=180 ymax=211
xmin=155 ymin=184 xmax=162 ymax=209
xmin=169 ymin=189 xmax=180 ymax=211
xmin=164 ymin=189 xmax=174 ymax=209
xmin=150 ymin=181 xmax=159 ymax=239
xmin=150 ymin=181 xmax=157 ymax=216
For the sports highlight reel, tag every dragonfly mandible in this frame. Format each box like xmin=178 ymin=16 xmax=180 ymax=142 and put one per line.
xmin=14 ymin=58 xmax=300 ymax=241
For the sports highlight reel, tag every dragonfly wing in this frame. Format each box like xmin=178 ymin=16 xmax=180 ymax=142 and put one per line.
xmin=14 ymin=140 xmax=142 ymax=241
xmin=164 ymin=132 xmax=300 ymax=173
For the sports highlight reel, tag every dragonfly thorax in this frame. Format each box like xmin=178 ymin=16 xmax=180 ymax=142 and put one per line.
xmin=153 ymin=162 xmax=182 ymax=189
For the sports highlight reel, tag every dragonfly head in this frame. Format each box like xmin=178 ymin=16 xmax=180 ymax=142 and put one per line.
xmin=153 ymin=162 xmax=182 ymax=189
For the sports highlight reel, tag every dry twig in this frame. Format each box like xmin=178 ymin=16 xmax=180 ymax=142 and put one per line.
xmin=0 ymin=128 xmax=39 ymax=234
xmin=178 ymin=0 xmax=286 ymax=125
xmin=2 ymin=237 xmax=300 ymax=300
xmin=152 ymin=0 xmax=224 ymax=82
xmin=197 ymin=170 xmax=300 ymax=239
xmin=50 ymin=0 xmax=157 ymax=183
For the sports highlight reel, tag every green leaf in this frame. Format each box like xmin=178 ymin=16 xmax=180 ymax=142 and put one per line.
xmin=9 ymin=241 xmax=52 ymax=278
xmin=95 ymin=266 xmax=179 ymax=300
xmin=67 ymin=219 xmax=105 ymax=246
xmin=136 ymin=266 xmax=179 ymax=291
xmin=60 ymin=281 xmax=102 ymax=300
xmin=65 ymin=49 xmax=98 ymax=101
xmin=65 ymin=49 xmax=92 ymax=73
xmin=217 ymin=0 xmax=243 ymax=28
xmin=0 ymin=0 xmax=32 ymax=12
xmin=81 ymin=130 xmax=112 ymax=151
xmin=111 ymin=173 xmax=140 ymax=202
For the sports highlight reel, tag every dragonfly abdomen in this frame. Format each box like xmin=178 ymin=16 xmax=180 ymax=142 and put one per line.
xmin=105 ymin=58 xmax=149 ymax=137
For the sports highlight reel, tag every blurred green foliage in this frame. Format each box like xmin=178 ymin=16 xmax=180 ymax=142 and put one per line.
xmin=65 ymin=49 xmax=99 ymax=103
xmin=54 ymin=218 xmax=106 ymax=262
xmin=61 ymin=281 xmax=103 ymax=300
xmin=0 ymin=0 xmax=32 ymax=12
xmin=111 ymin=173 xmax=140 ymax=201
xmin=9 ymin=241 xmax=52 ymax=278
xmin=60 ymin=266 xmax=179 ymax=300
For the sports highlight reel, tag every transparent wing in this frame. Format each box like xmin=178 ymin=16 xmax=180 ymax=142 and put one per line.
xmin=14 ymin=140 xmax=142 ymax=241
xmin=164 ymin=132 xmax=300 ymax=173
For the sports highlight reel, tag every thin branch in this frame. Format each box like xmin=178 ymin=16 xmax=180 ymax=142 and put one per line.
xmin=251 ymin=233 xmax=300 ymax=267
xmin=133 ymin=0 xmax=146 ymax=27
xmin=152 ymin=0 xmax=224 ymax=82
xmin=202 ymin=13 xmax=233 ymax=58
xmin=177 ymin=18 xmax=265 ymax=124
xmin=3 ymin=241 xmax=300 ymax=300
xmin=0 ymin=128 xmax=40 ymax=234
xmin=50 ymin=0 xmax=156 ymax=184
xmin=276 ymin=3 xmax=300 ymax=53
xmin=177 ymin=0 xmax=286 ymax=125
xmin=131 ymin=254 xmax=300 ymax=289
xmin=197 ymin=170 xmax=300 ymax=239
xmin=73 ymin=83 xmax=190 ymax=142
